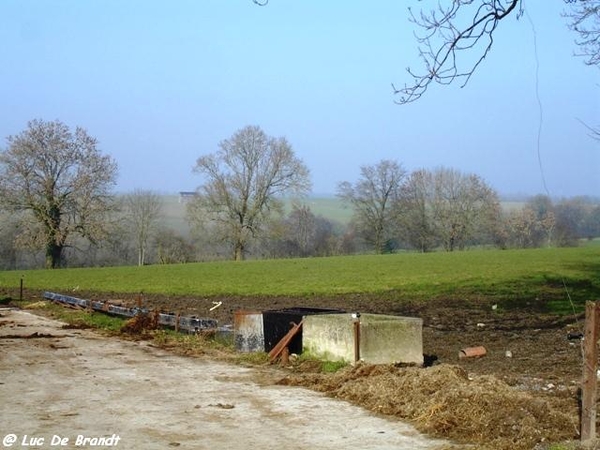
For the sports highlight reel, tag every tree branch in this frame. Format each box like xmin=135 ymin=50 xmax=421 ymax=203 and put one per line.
xmin=394 ymin=0 xmax=522 ymax=104
xmin=577 ymin=117 xmax=600 ymax=141
xmin=563 ymin=0 xmax=600 ymax=67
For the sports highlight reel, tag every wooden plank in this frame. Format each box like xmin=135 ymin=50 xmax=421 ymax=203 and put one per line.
xmin=581 ymin=301 xmax=599 ymax=444
xmin=268 ymin=320 xmax=304 ymax=363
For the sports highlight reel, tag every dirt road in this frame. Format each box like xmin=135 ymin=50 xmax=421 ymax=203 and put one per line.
xmin=0 ymin=308 xmax=447 ymax=450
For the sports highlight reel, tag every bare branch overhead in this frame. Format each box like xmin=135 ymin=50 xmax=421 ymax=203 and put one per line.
xmin=249 ymin=0 xmax=598 ymax=106
xmin=564 ymin=0 xmax=600 ymax=67
xmin=393 ymin=0 xmax=522 ymax=104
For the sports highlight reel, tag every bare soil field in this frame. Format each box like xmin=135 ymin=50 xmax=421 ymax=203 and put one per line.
xmin=104 ymin=291 xmax=587 ymax=385
xmin=4 ymin=290 xmax=596 ymax=449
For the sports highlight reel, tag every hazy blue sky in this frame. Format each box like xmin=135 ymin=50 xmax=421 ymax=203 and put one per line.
xmin=1 ymin=1 xmax=598 ymax=198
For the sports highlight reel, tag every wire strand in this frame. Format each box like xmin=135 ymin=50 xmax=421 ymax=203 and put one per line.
xmin=526 ymin=8 xmax=577 ymax=318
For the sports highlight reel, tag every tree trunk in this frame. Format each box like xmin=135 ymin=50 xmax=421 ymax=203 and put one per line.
xmin=138 ymin=246 xmax=145 ymax=266
xmin=234 ymin=241 xmax=245 ymax=261
xmin=45 ymin=241 xmax=63 ymax=269
xmin=44 ymin=201 xmax=65 ymax=269
xmin=374 ymin=223 xmax=384 ymax=254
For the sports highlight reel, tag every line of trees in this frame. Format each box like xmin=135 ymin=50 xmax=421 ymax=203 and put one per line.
xmin=338 ymin=160 xmax=600 ymax=254
xmin=337 ymin=161 xmax=502 ymax=253
xmin=0 ymin=121 xmax=598 ymax=269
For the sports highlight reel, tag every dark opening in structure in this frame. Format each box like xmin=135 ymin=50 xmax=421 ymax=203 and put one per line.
xmin=262 ymin=307 xmax=345 ymax=354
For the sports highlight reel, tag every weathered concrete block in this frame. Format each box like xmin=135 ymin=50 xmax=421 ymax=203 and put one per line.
xmin=303 ymin=314 xmax=355 ymax=362
xmin=234 ymin=311 xmax=264 ymax=353
xmin=359 ymin=314 xmax=423 ymax=365
xmin=303 ymin=313 xmax=423 ymax=365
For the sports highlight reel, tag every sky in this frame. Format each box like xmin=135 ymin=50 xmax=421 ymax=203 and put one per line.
xmin=0 ymin=1 xmax=598 ymax=198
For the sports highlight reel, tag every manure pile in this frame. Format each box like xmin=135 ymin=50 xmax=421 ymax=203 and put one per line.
xmin=278 ymin=363 xmax=579 ymax=450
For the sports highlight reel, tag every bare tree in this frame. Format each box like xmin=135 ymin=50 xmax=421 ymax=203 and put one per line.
xmin=0 ymin=212 xmax=20 ymax=269
xmin=525 ymin=194 xmax=555 ymax=244
xmin=397 ymin=169 xmax=437 ymax=252
xmin=189 ymin=125 xmax=311 ymax=261
xmin=0 ymin=119 xmax=118 ymax=268
xmin=155 ymin=228 xmax=194 ymax=264
xmin=500 ymin=195 xmax=600 ymax=248
xmin=261 ymin=203 xmax=342 ymax=258
xmin=124 ymin=189 xmax=163 ymax=266
xmin=502 ymin=206 xmax=555 ymax=248
xmin=284 ymin=203 xmax=318 ymax=257
xmin=553 ymin=197 xmax=590 ymax=246
xmin=399 ymin=167 xmax=500 ymax=251
xmin=430 ymin=167 xmax=500 ymax=251
xmin=582 ymin=204 xmax=600 ymax=239
xmin=337 ymin=159 xmax=407 ymax=254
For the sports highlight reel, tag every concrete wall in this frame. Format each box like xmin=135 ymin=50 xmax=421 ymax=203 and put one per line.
xmin=234 ymin=310 xmax=424 ymax=366
xmin=359 ymin=314 xmax=423 ymax=365
xmin=303 ymin=313 xmax=423 ymax=365
xmin=302 ymin=314 xmax=356 ymax=362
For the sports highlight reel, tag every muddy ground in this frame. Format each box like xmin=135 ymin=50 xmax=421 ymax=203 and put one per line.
xmin=7 ymin=290 xmax=596 ymax=449
xmin=94 ymin=291 xmax=587 ymax=386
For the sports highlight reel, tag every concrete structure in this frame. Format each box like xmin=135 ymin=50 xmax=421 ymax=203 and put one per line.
xmin=303 ymin=313 xmax=423 ymax=365
xmin=234 ymin=311 xmax=264 ymax=352
xmin=234 ymin=309 xmax=424 ymax=366
xmin=234 ymin=308 xmax=342 ymax=354
xmin=178 ymin=191 xmax=197 ymax=203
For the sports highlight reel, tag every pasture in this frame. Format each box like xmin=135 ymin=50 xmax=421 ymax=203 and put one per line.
xmin=2 ymin=244 xmax=598 ymax=314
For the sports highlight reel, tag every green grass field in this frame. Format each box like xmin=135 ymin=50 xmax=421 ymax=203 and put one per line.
xmin=287 ymin=197 xmax=353 ymax=223
xmin=2 ymin=244 xmax=598 ymax=313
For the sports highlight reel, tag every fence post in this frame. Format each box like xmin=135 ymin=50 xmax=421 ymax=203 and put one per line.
xmin=581 ymin=301 xmax=599 ymax=444
xmin=352 ymin=313 xmax=361 ymax=363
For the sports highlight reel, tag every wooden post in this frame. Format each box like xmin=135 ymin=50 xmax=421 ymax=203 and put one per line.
xmin=353 ymin=315 xmax=361 ymax=363
xmin=581 ymin=301 xmax=599 ymax=444
xmin=281 ymin=346 xmax=290 ymax=366
xmin=268 ymin=320 xmax=304 ymax=363
xmin=19 ymin=276 xmax=23 ymax=301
